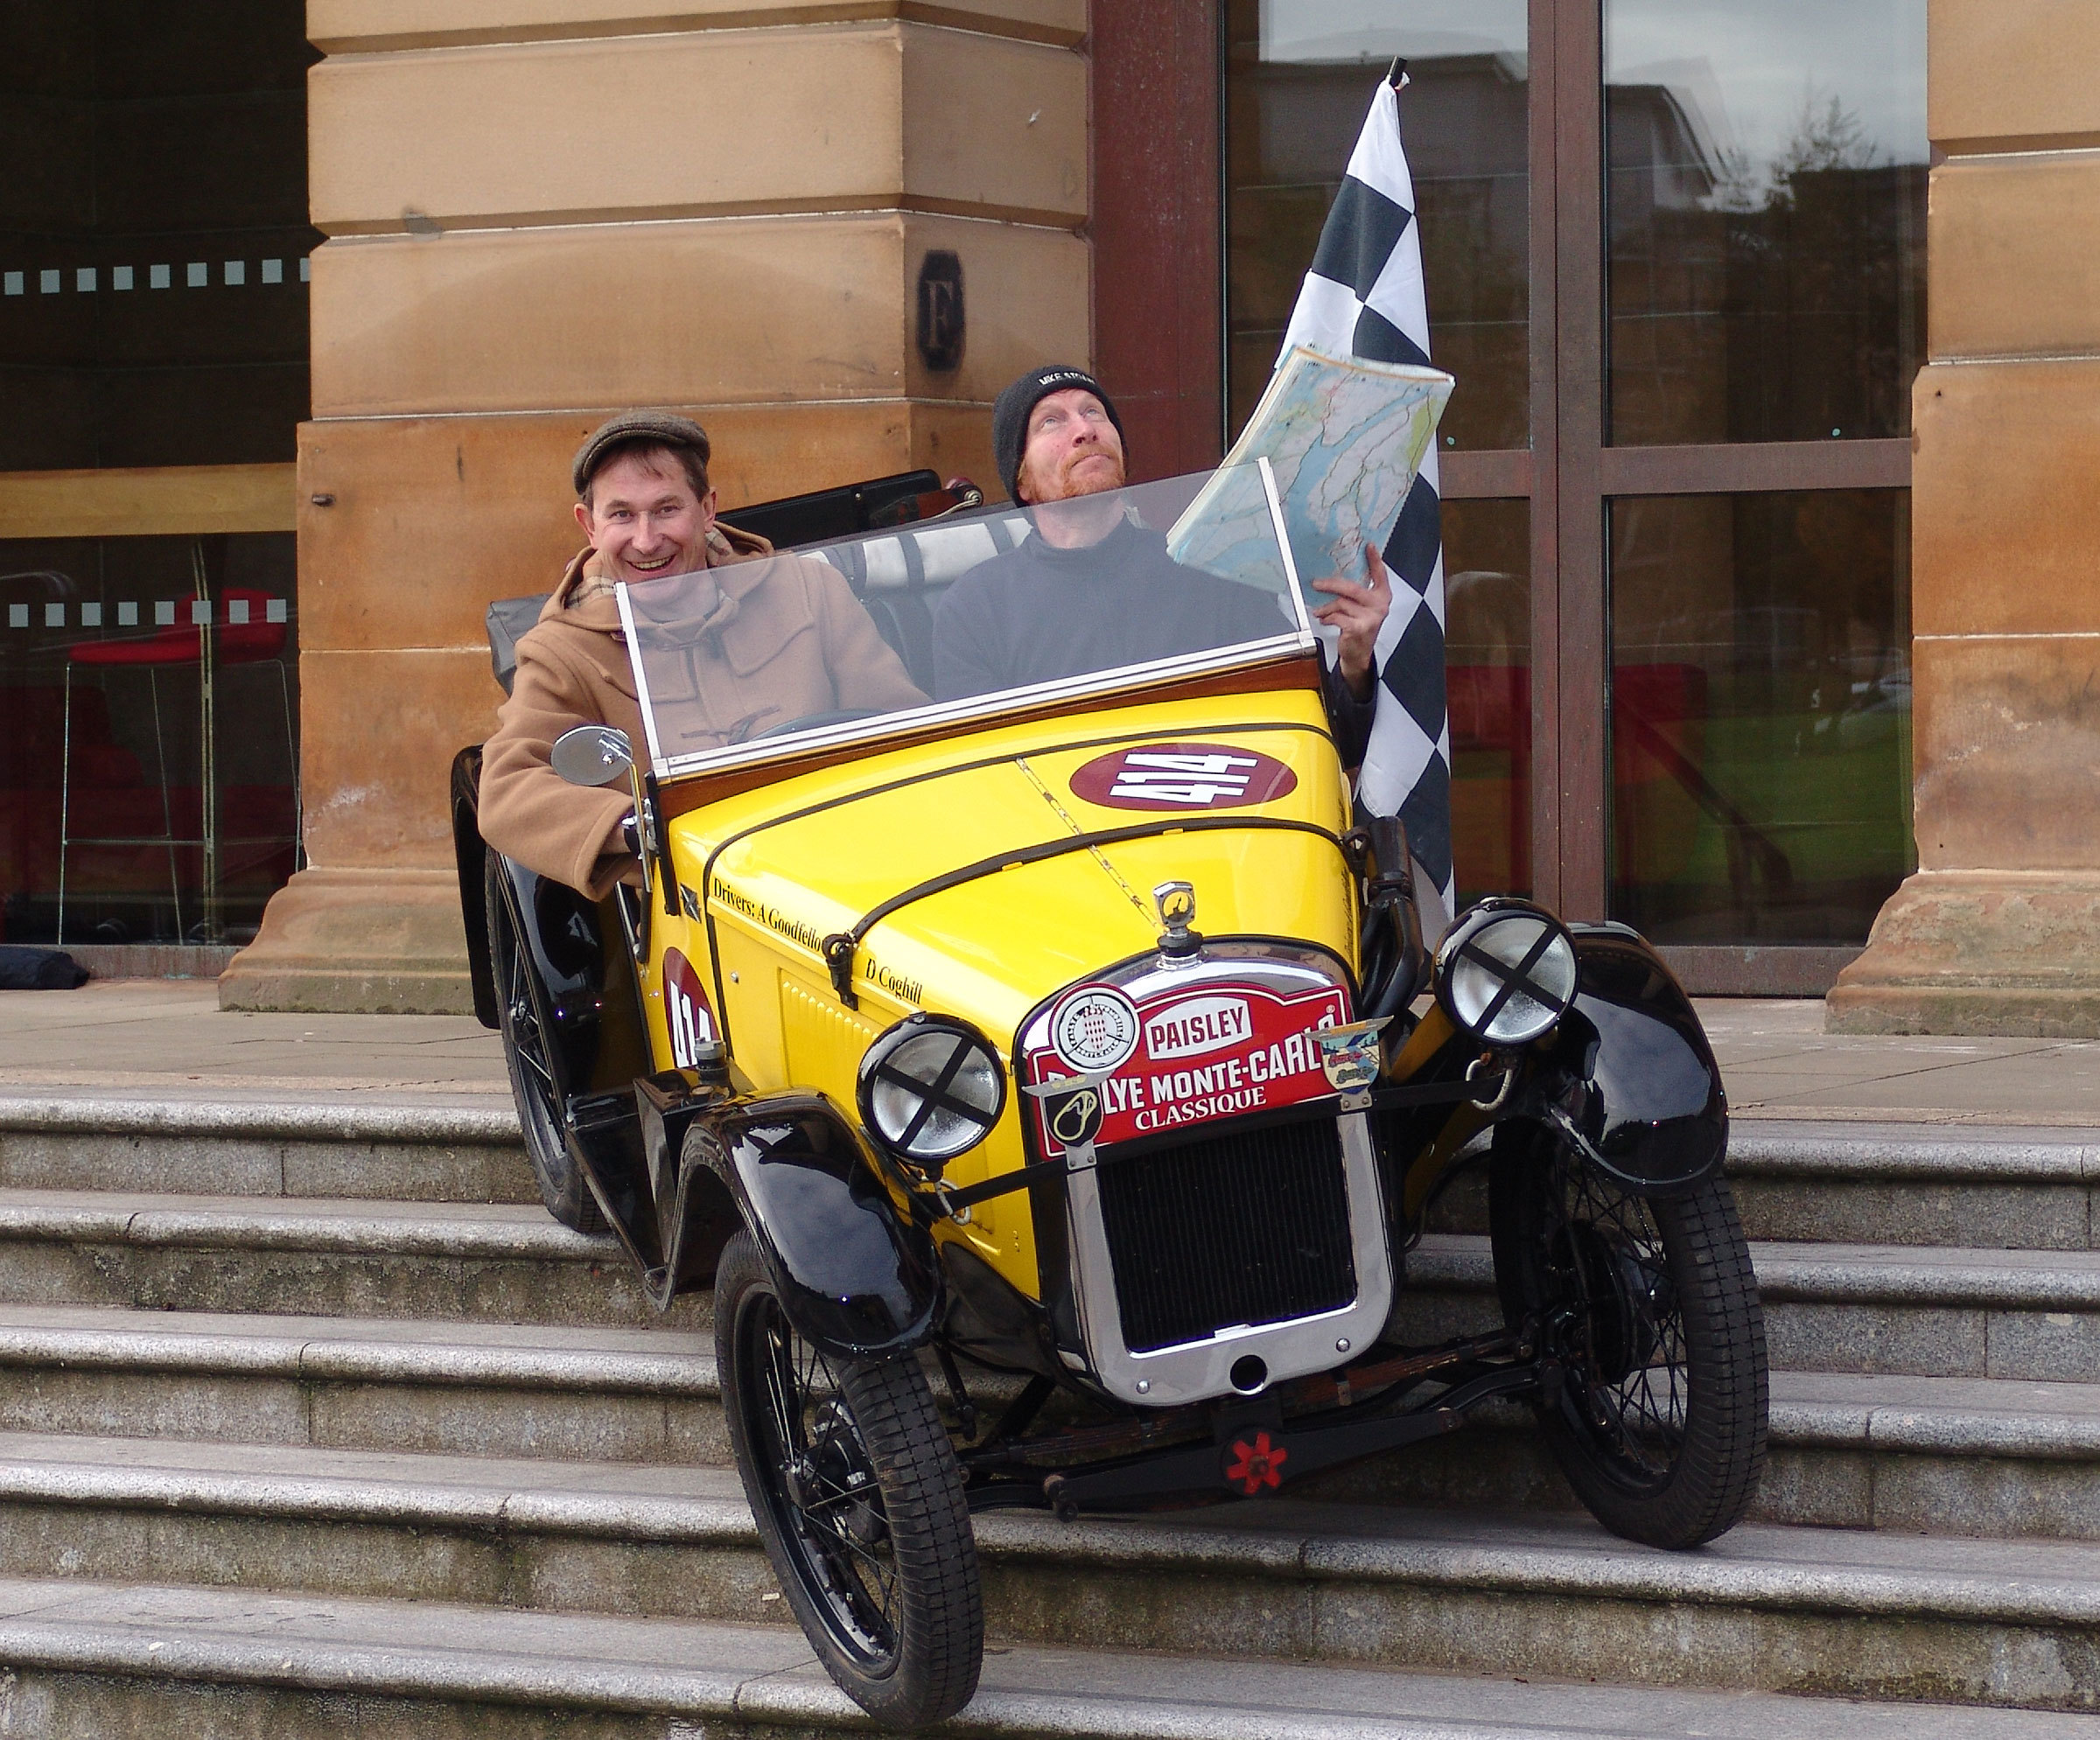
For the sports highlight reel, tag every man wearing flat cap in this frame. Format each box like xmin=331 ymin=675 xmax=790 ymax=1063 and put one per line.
xmin=932 ymin=366 xmax=1391 ymax=763
xmin=479 ymin=412 xmax=923 ymax=898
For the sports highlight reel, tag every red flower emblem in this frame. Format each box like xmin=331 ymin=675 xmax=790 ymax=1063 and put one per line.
xmin=1223 ymin=1430 xmax=1289 ymax=1496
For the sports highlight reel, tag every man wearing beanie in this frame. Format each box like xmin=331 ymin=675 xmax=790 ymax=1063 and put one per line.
xmin=934 ymin=367 xmax=1390 ymax=764
xmin=479 ymin=411 xmax=923 ymax=898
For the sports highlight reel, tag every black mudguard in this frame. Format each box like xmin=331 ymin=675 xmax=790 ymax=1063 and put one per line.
xmin=486 ymin=852 xmax=651 ymax=1104
xmin=451 ymin=745 xmax=500 ymax=1029
xmin=1509 ymin=923 xmax=1727 ymax=1196
xmin=668 ymin=1089 xmax=942 ymax=1359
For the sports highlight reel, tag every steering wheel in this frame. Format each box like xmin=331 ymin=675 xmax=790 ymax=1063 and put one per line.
xmin=756 ymin=707 xmax=886 ymax=740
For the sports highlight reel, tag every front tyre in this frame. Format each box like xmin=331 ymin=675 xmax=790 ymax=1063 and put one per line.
xmin=715 ymin=1230 xmax=982 ymax=1729
xmin=1488 ymin=1119 xmax=1767 ymax=1548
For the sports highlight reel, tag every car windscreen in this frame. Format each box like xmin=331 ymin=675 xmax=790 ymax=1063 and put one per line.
xmin=617 ymin=460 xmax=1317 ymax=781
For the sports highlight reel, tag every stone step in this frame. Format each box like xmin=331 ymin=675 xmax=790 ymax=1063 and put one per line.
xmin=0 ymin=1303 xmax=721 ymax=1464
xmin=1347 ymin=1368 xmax=2100 ymax=1541
xmin=12 ymin=1305 xmax=2100 ymax=1541
xmin=1402 ymin=1234 xmax=2100 ymax=1384
xmin=0 ymin=1093 xmax=532 ymax=1205
xmin=1729 ymin=1123 xmax=2100 ymax=1251
xmin=1428 ymin=1122 xmax=2100 ymax=1251
xmin=18 ymin=1098 xmax=2099 ymax=1257
xmin=2 ymin=1180 xmax=2094 ymax=1387
xmin=0 ymin=1189 xmax=703 ymax=1330
xmin=0 ymin=1578 xmax=2082 ymax=1740
xmin=0 ymin=1432 xmax=2094 ymax=1710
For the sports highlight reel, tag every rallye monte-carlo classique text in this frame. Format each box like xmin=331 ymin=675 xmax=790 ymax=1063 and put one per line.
xmin=1026 ymin=981 xmax=1348 ymax=1144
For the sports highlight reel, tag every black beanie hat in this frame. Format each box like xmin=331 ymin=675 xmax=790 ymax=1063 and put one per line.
xmin=992 ymin=365 xmax=1124 ymax=504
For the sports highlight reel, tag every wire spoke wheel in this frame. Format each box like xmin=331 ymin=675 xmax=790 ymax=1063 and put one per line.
xmin=716 ymin=1231 xmax=981 ymax=1729
xmin=1489 ymin=1119 xmax=1767 ymax=1548
xmin=484 ymin=851 xmax=603 ymax=1233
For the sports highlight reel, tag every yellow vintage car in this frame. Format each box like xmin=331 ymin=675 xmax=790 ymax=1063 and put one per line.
xmin=452 ymin=462 xmax=1767 ymax=1730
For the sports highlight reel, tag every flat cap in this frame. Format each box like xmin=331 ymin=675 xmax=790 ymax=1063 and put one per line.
xmin=571 ymin=411 xmax=712 ymax=495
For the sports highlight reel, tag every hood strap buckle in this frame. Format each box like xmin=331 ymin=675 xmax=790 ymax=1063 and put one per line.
xmin=822 ymin=933 xmax=860 ymax=1008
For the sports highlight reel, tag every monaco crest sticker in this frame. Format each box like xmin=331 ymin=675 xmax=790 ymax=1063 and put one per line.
xmin=1048 ymin=984 xmax=1142 ymax=1073
xmin=1068 ymin=743 xmax=1298 ymax=812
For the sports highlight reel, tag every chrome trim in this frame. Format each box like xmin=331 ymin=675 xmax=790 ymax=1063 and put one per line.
xmin=1256 ymin=455 xmax=1308 ymax=622
xmin=612 ymin=582 xmax=666 ymax=770
xmin=1063 ymin=1110 xmax=1392 ymax=1408
xmin=1016 ymin=949 xmax=1348 ymax=1052
xmin=646 ymin=636 xmax=1318 ymax=782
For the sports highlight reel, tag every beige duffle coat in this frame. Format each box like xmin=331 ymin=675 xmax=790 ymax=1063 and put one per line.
xmin=479 ymin=525 xmax=924 ymax=899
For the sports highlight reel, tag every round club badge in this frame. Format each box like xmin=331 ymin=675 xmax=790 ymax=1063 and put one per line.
xmin=1049 ymin=984 xmax=1141 ymax=1074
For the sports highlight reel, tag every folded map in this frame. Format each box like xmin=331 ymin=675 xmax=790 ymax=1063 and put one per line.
xmin=1169 ymin=345 xmax=1452 ymax=610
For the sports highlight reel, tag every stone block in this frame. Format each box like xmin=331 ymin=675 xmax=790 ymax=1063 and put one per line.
xmin=310 ymin=213 xmax=1088 ymax=417
xmin=1930 ymin=155 xmax=2100 ymax=360
xmin=1760 ymin=1300 xmax=1989 ymax=1377
xmin=0 ymin=1502 xmax=500 ymax=1605
xmin=309 ymin=23 xmax=1085 ymax=234
xmin=1913 ymin=637 xmax=2100 ymax=870
xmin=1987 ymin=1304 xmax=2100 ymax=1383
xmin=308 ymin=1382 xmax=728 ymax=1464
xmin=289 ymin=653 xmax=500 ymax=872
xmin=1871 ymin=1450 xmax=2100 ymax=1540
xmin=218 ymin=869 xmax=478 ymax=1016
xmin=0 ymin=1129 xmax=533 ymax=1203
xmin=1930 ymin=0 xmax=2100 ymax=150
xmin=0 ymin=1673 xmax=674 ymax=1740
xmin=296 ymin=402 xmax=996 ymax=655
xmin=282 ymin=1137 xmax=536 ymax=1203
xmin=507 ymin=1534 xmax=774 ymax=1619
xmin=1912 ymin=359 xmax=2100 ymax=639
xmin=0 ymin=1226 xmax=707 ymax=1330
xmin=1754 ymin=1443 xmax=1873 ymax=1530
xmin=1727 ymin=1175 xmax=2093 ymax=1252
xmin=0 ymin=1370 xmax=306 ymax=1447
xmin=1830 ymin=872 xmax=2100 ymax=1038
xmin=307 ymin=0 xmax=1089 ymax=53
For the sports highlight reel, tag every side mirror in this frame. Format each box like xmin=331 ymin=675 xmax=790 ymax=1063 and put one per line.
xmin=550 ymin=724 xmax=635 ymax=788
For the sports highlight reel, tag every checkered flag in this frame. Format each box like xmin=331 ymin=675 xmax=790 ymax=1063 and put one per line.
xmin=1277 ymin=68 xmax=1453 ymax=927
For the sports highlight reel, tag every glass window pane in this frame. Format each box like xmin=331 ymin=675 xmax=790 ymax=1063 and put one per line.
xmin=1226 ymin=1 xmax=1530 ymax=450
xmin=0 ymin=3 xmax=319 ymax=469
xmin=1607 ymin=490 xmax=1912 ymax=944
xmin=1604 ymin=0 xmax=1927 ymax=446
xmin=1446 ymin=498 xmax=1531 ymax=905
xmin=1 ymin=533 xmax=300 ymax=945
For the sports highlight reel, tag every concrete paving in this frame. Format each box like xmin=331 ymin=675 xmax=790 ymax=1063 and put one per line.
xmin=0 ymin=980 xmax=508 ymax=1101
xmin=10 ymin=981 xmax=2100 ymax=1124
xmin=1703 ymin=998 xmax=2100 ymax=1126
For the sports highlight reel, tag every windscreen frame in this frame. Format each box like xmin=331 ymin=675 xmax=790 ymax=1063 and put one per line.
xmin=618 ymin=457 xmax=1318 ymax=783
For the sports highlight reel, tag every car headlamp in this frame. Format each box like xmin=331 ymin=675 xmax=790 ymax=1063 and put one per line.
xmin=857 ymin=1015 xmax=1007 ymax=1170
xmin=1433 ymin=901 xmax=1578 ymax=1048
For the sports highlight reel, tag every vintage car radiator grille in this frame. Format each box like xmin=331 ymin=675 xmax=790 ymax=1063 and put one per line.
xmin=1096 ymin=1117 xmax=1357 ymax=1354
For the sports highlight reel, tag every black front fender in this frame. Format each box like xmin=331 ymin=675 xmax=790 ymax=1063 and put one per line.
xmin=682 ymin=1093 xmax=942 ymax=1359
xmin=1511 ymin=924 xmax=1726 ymax=1195
xmin=451 ymin=745 xmax=500 ymax=1029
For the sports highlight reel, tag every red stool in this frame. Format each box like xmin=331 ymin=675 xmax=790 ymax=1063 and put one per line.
xmin=60 ymin=588 xmax=299 ymax=944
